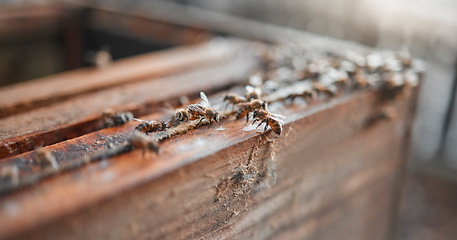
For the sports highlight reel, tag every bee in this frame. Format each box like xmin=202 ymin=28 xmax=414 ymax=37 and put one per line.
xmin=131 ymin=131 xmax=160 ymax=154
xmin=193 ymin=92 xmax=223 ymax=126
xmin=353 ymin=69 xmax=370 ymax=89
xmin=102 ymin=109 xmax=134 ymax=128
xmin=398 ymin=48 xmax=412 ymax=68
xmin=385 ymin=72 xmax=405 ymax=90
xmin=286 ymin=89 xmax=314 ymax=102
xmin=84 ymin=46 xmax=112 ymax=68
xmin=366 ymin=53 xmax=384 ymax=73
xmin=224 ymin=93 xmax=247 ymax=108
xmin=133 ymin=119 xmax=168 ymax=134
xmin=173 ymin=108 xmax=189 ymax=122
xmin=270 ymin=81 xmax=315 ymax=103
xmin=245 ymin=85 xmax=262 ymax=100
xmin=252 ymin=110 xmax=286 ymax=135
xmin=236 ymin=99 xmax=267 ymax=122
xmin=0 ymin=165 xmax=19 ymax=186
xmin=338 ymin=60 xmax=357 ymax=76
xmin=248 ymin=73 xmax=265 ymax=87
xmin=34 ymin=147 xmax=59 ymax=170
xmin=303 ymin=62 xmax=319 ymax=79
xmin=382 ymin=72 xmax=406 ymax=98
xmin=312 ymin=82 xmax=339 ymax=97
xmin=404 ymin=69 xmax=419 ymax=87
xmin=173 ymin=92 xmax=222 ymax=126
xmin=330 ymin=69 xmax=351 ymax=87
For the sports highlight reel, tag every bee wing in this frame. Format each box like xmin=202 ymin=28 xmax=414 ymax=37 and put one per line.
xmin=271 ymin=117 xmax=285 ymax=124
xmin=200 ymin=91 xmax=212 ymax=108
xmin=188 ymin=104 xmax=207 ymax=115
xmin=271 ymin=113 xmax=286 ymax=119
xmin=270 ymin=113 xmax=286 ymax=123
xmin=246 ymin=85 xmax=262 ymax=99
xmin=132 ymin=118 xmax=145 ymax=122
xmin=254 ymin=87 xmax=262 ymax=96
xmin=245 ymin=85 xmax=255 ymax=94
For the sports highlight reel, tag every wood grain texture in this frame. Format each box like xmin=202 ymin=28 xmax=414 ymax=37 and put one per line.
xmin=0 ymin=85 xmax=418 ymax=239
xmin=0 ymin=4 xmax=421 ymax=239
xmin=0 ymin=40 xmax=256 ymax=158
xmin=0 ymin=39 xmax=239 ymax=118
xmin=0 ymin=4 xmax=75 ymax=43
xmin=87 ymin=0 xmax=372 ymax=55
xmin=87 ymin=8 xmax=212 ymax=46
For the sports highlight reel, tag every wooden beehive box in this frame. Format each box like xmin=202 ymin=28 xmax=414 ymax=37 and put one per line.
xmin=0 ymin=3 xmax=421 ymax=240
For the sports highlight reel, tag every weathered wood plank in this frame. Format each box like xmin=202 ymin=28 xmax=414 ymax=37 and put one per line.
xmin=0 ymin=4 xmax=74 ymax=43
xmin=0 ymin=39 xmax=239 ymax=118
xmin=0 ymin=85 xmax=418 ymax=239
xmin=88 ymin=1 xmax=372 ymax=54
xmin=0 ymin=40 xmax=256 ymax=158
xmin=88 ymin=8 xmax=212 ymax=46
xmin=0 ymin=4 xmax=421 ymax=239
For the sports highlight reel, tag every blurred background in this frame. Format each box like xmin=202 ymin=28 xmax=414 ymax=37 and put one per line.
xmin=0 ymin=0 xmax=456 ymax=239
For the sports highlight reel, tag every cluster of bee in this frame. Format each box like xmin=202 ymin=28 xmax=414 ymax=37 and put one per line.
xmin=224 ymin=86 xmax=285 ymax=135
xmin=133 ymin=92 xmax=222 ymax=134
xmin=248 ymin=44 xmax=423 ymax=104
xmin=1 ymin=44 xmax=424 ymax=193
xmin=128 ymin=88 xmax=286 ymax=157
xmin=121 ymin=92 xmax=224 ymax=155
xmin=125 ymin=44 xmax=424 ymax=154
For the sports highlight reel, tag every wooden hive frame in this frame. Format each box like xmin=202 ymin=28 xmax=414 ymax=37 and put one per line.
xmin=0 ymin=3 xmax=421 ymax=240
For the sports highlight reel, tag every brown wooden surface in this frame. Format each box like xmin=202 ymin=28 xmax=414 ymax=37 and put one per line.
xmin=82 ymin=1 xmax=372 ymax=55
xmin=0 ymin=39 xmax=238 ymax=118
xmin=88 ymin=8 xmax=211 ymax=46
xmin=0 ymin=6 xmax=420 ymax=238
xmin=0 ymin=4 xmax=76 ymax=43
xmin=0 ymin=39 xmax=256 ymax=158
xmin=0 ymin=84 xmax=418 ymax=239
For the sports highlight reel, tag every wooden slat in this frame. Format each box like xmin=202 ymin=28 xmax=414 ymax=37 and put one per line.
xmin=0 ymin=85 xmax=418 ymax=239
xmin=81 ymin=1 xmax=372 ymax=54
xmin=0 ymin=4 xmax=421 ymax=239
xmin=88 ymin=8 xmax=212 ymax=46
xmin=0 ymin=40 xmax=256 ymax=158
xmin=0 ymin=39 xmax=242 ymax=118
xmin=0 ymin=4 xmax=74 ymax=43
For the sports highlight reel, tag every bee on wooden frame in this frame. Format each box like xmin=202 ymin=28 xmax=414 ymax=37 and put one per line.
xmin=223 ymin=93 xmax=247 ymax=109
xmin=102 ymin=109 xmax=134 ymax=128
xmin=0 ymin=165 xmax=19 ymax=186
xmin=385 ymin=72 xmax=405 ymax=90
xmin=353 ymin=68 xmax=370 ymax=89
xmin=172 ymin=92 xmax=222 ymax=127
xmin=383 ymin=72 xmax=406 ymax=98
xmin=245 ymin=85 xmax=262 ymax=101
xmin=236 ymin=99 xmax=267 ymax=122
xmin=283 ymin=81 xmax=315 ymax=103
xmin=34 ymin=147 xmax=59 ymax=170
xmin=84 ymin=46 xmax=112 ymax=68
xmin=133 ymin=119 xmax=168 ymax=135
xmin=312 ymin=82 xmax=339 ymax=97
xmin=285 ymin=90 xmax=314 ymax=103
xmin=252 ymin=110 xmax=286 ymax=135
xmin=131 ymin=131 xmax=160 ymax=154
